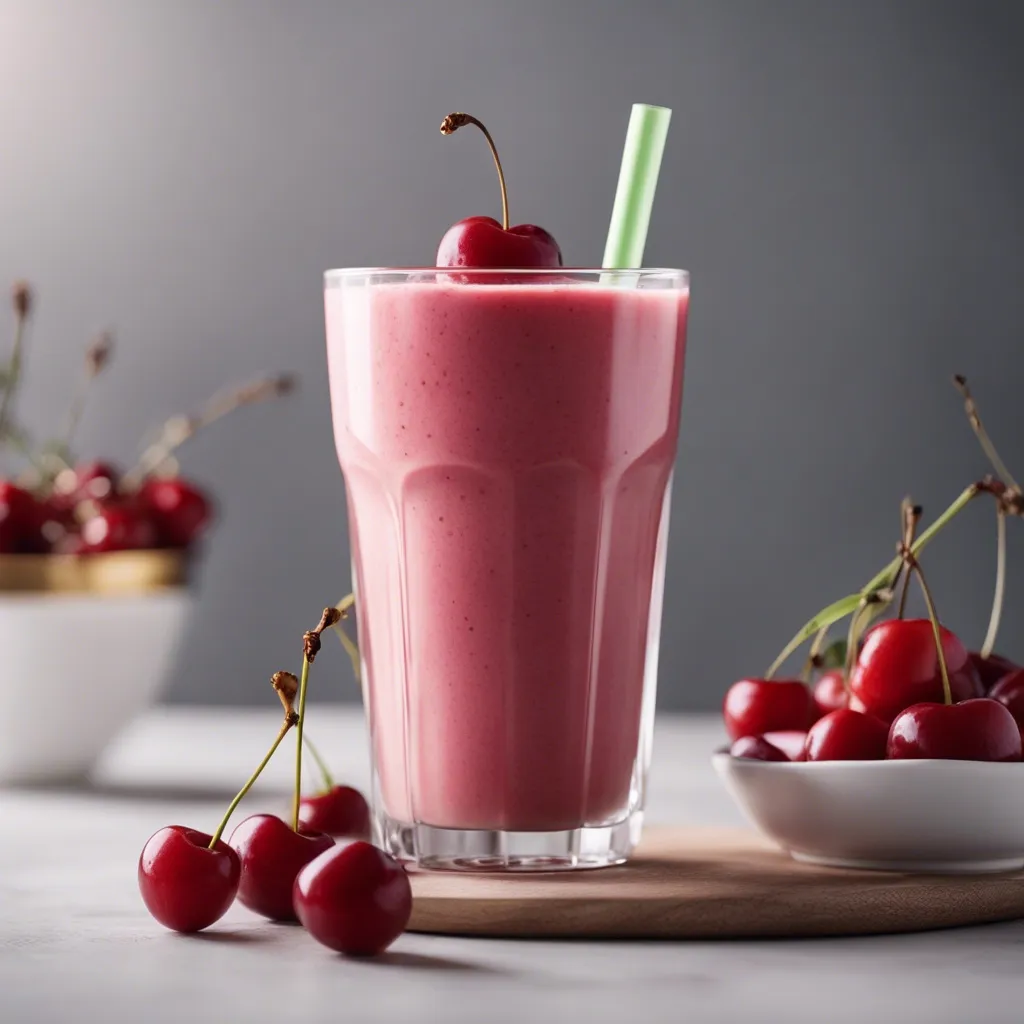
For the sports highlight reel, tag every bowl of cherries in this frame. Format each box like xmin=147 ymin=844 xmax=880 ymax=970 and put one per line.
xmin=0 ymin=282 xmax=292 ymax=783
xmin=715 ymin=378 xmax=1024 ymax=874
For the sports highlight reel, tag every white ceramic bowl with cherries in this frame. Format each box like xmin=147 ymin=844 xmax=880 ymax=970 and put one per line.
xmin=715 ymin=380 xmax=1024 ymax=872
xmin=0 ymin=281 xmax=291 ymax=783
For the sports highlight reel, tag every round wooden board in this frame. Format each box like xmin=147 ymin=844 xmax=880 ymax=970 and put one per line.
xmin=407 ymin=826 xmax=1024 ymax=939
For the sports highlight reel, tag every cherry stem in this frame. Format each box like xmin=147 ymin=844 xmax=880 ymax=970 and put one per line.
xmin=896 ymin=500 xmax=922 ymax=620
xmin=209 ymin=716 xmax=295 ymax=849
xmin=291 ymin=607 xmax=342 ymax=832
xmin=766 ymin=483 xmax=981 ymax=678
xmin=291 ymin=654 xmax=312 ymax=832
xmin=843 ymin=593 xmax=889 ymax=687
xmin=843 ymin=602 xmax=866 ymax=684
xmin=0 ymin=283 xmax=30 ymax=450
xmin=59 ymin=333 xmax=112 ymax=460
xmin=801 ymin=625 xmax=830 ymax=683
xmin=303 ymin=734 xmax=335 ymax=791
xmin=906 ymin=553 xmax=952 ymax=706
xmin=440 ymin=112 xmax=510 ymax=230
xmin=980 ymin=505 xmax=1007 ymax=659
xmin=123 ymin=374 xmax=295 ymax=487
xmin=954 ymin=375 xmax=1020 ymax=491
xmin=334 ymin=593 xmax=361 ymax=684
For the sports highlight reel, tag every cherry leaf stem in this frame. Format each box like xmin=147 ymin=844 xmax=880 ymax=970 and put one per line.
xmin=291 ymin=654 xmax=312 ymax=832
xmin=766 ymin=484 xmax=980 ymax=678
xmin=765 ymin=593 xmax=865 ymax=679
xmin=980 ymin=506 xmax=1007 ymax=659
xmin=209 ymin=717 xmax=295 ymax=849
xmin=303 ymin=734 xmax=335 ymax=791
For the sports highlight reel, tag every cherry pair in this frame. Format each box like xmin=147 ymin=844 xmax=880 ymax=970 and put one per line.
xmin=138 ymin=607 xmax=409 ymax=956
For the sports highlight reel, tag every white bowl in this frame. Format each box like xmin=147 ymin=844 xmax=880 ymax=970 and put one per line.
xmin=0 ymin=589 xmax=191 ymax=783
xmin=713 ymin=752 xmax=1024 ymax=873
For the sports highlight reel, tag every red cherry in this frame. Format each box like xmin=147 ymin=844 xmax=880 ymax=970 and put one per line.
xmin=887 ymin=698 xmax=1022 ymax=761
xmin=53 ymin=460 xmax=121 ymax=505
xmin=762 ymin=730 xmax=809 ymax=761
xmin=848 ymin=620 xmax=982 ymax=724
xmin=436 ymin=112 xmax=561 ymax=269
xmin=137 ymin=477 xmax=213 ymax=548
xmin=22 ymin=494 xmax=76 ymax=553
xmin=299 ymin=786 xmax=372 ymax=839
xmin=804 ymin=708 xmax=889 ymax=761
xmin=0 ymin=481 xmax=37 ymax=553
xmin=228 ymin=814 xmax=334 ymax=922
xmin=138 ymin=825 xmax=240 ymax=933
xmin=729 ymin=735 xmax=788 ymax=761
xmin=989 ymin=669 xmax=1024 ymax=734
xmin=812 ymin=669 xmax=849 ymax=719
xmin=722 ymin=678 xmax=815 ymax=742
xmin=970 ymin=651 xmax=1021 ymax=692
xmin=436 ymin=216 xmax=562 ymax=269
xmin=293 ymin=841 xmax=412 ymax=957
xmin=80 ymin=502 xmax=157 ymax=553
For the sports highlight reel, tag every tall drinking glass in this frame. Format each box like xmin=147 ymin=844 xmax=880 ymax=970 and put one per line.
xmin=325 ymin=268 xmax=689 ymax=870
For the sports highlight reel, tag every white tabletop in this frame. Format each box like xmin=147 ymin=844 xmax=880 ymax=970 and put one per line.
xmin=1 ymin=707 xmax=1021 ymax=1024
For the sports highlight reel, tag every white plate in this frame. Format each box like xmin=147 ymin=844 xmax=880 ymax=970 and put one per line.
xmin=713 ymin=752 xmax=1024 ymax=873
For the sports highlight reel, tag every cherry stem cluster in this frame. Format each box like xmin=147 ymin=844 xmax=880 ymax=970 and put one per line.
xmin=766 ymin=375 xmax=1019 ymax=680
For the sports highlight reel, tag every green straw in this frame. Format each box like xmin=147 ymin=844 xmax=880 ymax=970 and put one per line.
xmin=602 ymin=103 xmax=672 ymax=270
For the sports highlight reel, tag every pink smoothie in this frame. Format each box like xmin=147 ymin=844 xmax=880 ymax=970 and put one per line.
xmin=326 ymin=278 xmax=688 ymax=832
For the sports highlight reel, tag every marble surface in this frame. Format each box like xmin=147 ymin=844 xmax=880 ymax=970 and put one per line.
xmin=1 ymin=707 xmax=1021 ymax=1024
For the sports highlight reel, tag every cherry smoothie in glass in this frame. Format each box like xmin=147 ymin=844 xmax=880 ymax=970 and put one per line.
xmin=326 ymin=269 xmax=688 ymax=869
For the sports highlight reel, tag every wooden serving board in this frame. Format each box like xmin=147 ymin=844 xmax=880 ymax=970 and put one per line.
xmin=407 ymin=826 xmax=1024 ymax=939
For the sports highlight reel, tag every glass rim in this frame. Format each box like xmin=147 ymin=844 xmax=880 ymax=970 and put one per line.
xmin=325 ymin=266 xmax=689 ymax=286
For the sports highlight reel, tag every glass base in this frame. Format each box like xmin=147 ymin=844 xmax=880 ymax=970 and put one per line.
xmin=376 ymin=810 xmax=643 ymax=872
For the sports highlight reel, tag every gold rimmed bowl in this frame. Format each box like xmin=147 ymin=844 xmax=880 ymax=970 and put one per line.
xmin=0 ymin=549 xmax=193 ymax=784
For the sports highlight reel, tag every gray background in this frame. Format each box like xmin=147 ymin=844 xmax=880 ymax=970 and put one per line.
xmin=1 ymin=0 xmax=1022 ymax=709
